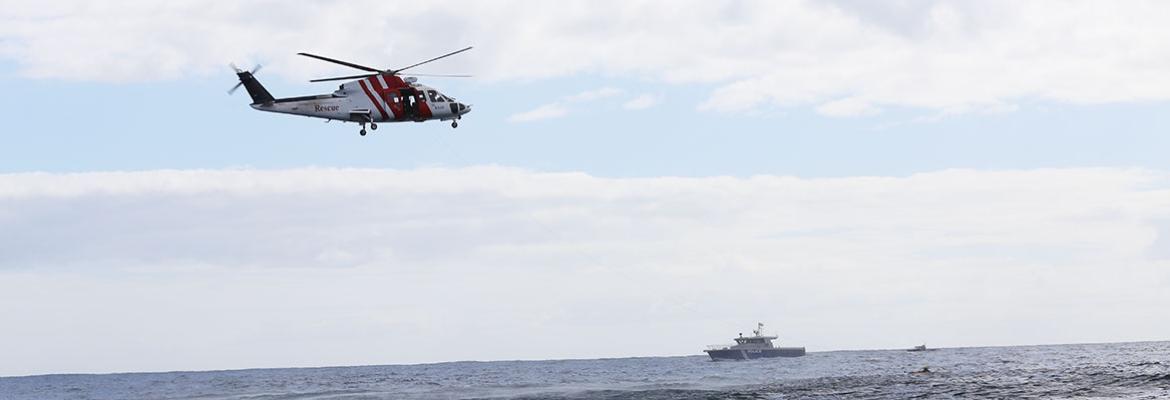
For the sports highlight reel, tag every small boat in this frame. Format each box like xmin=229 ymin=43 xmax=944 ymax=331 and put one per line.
xmin=703 ymin=323 xmax=805 ymax=360
xmin=907 ymin=344 xmax=928 ymax=352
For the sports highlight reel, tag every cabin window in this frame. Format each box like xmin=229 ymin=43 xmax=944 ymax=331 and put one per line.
xmin=427 ymin=90 xmax=454 ymax=103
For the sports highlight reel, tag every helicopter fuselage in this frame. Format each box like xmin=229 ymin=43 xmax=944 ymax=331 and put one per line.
xmin=252 ymin=75 xmax=470 ymax=125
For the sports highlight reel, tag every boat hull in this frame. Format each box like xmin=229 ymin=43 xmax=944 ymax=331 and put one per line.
xmin=704 ymin=347 xmax=806 ymax=360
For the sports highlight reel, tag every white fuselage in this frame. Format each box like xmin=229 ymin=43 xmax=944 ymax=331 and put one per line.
xmin=251 ymin=77 xmax=468 ymax=124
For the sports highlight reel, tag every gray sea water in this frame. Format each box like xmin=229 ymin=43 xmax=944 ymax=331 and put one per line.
xmin=2 ymin=341 xmax=1167 ymax=399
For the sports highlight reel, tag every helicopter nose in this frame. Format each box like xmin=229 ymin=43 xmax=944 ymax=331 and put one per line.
xmin=457 ymin=102 xmax=471 ymax=115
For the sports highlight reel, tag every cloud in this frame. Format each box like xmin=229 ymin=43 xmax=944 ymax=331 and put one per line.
xmin=2 ymin=166 xmax=1170 ymax=375
xmin=507 ymin=103 xmax=568 ymax=122
xmin=815 ymin=97 xmax=880 ymax=117
xmin=565 ymin=87 xmax=623 ymax=102
xmin=508 ymin=87 xmax=622 ymax=122
xmin=622 ymin=94 xmax=660 ymax=110
xmin=4 ymin=1 xmax=1170 ymax=116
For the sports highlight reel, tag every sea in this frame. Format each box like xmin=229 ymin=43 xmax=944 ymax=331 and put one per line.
xmin=2 ymin=341 xmax=1167 ymax=399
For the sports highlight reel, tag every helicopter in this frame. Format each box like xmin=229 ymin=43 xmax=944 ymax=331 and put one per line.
xmin=229 ymin=47 xmax=473 ymax=136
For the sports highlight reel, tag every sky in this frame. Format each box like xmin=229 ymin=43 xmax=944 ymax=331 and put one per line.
xmin=1 ymin=0 xmax=1169 ymax=376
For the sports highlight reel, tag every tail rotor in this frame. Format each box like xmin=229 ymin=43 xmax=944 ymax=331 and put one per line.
xmin=227 ymin=63 xmax=263 ymax=95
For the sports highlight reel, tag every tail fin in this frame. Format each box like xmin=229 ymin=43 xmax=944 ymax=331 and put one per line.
xmin=235 ymin=70 xmax=275 ymax=105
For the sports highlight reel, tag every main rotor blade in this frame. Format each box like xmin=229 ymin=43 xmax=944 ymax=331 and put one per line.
xmin=297 ymin=52 xmax=382 ymax=72
xmin=309 ymin=73 xmax=380 ymax=83
xmin=392 ymin=46 xmax=473 ymax=74
xmin=403 ymin=73 xmax=473 ymax=78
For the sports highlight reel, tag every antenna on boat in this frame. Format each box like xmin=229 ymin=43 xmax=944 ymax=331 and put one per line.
xmin=753 ymin=322 xmax=764 ymax=336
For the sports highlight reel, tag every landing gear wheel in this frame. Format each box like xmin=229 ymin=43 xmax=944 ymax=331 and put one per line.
xmin=370 ymin=123 xmax=378 ymax=130
xmin=359 ymin=129 xmax=367 ymax=136
xmin=451 ymin=121 xmax=459 ymax=128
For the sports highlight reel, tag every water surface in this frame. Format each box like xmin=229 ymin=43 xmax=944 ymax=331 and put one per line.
xmin=3 ymin=341 xmax=1167 ymax=399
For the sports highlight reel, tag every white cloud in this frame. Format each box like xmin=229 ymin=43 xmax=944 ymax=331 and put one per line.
xmin=622 ymin=94 xmax=660 ymax=110
xmin=565 ymin=87 xmax=623 ymax=102
xmin=2 ymin=166 xmax=1170 ymax=375
xmin=4 ymin=1 xmax=1170 ymax=116
xmin=508 ymin=87 xmax=623 ymax=122
xmin=507 ymin=103 xmax=568 ymax=122
xmin=815 ymin=97 xmax=880 ymax=117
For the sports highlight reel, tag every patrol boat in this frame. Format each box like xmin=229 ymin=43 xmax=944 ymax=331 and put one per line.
xmin=704 ymin=323 xmax=806 ymax=360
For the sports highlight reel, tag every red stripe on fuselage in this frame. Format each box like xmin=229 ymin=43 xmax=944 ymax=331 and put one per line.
xmin=368 ymin=75 xmax=401 ymax=120
xmin=359 ymin=79 xmax=388 ymax=121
